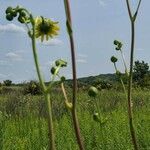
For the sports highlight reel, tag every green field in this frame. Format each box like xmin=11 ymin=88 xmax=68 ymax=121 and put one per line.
xmin=0 ymin=86 xmax=149 ymax=150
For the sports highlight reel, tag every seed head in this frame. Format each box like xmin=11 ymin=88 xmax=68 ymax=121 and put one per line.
xmin=88 ymin=86 xmax=98 ymax=97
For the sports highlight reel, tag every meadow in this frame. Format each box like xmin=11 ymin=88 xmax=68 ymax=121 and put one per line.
xmin=1 ymin=1 xmax=149 ymax=149
xmin=0 ymin=85 xmax=149 ymax=150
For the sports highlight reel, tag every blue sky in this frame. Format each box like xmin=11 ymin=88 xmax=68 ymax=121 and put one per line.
xmin=0 ymin=0 xmax=150 ymax=83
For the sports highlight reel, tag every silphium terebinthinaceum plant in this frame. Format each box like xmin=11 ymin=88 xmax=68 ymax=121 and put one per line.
xmin=111 ymin=0 xmax=142 ymax=149
xmin=5 ymin=6 xmax=67 ymax=150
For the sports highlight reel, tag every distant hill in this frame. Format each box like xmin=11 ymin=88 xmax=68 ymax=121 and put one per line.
xmin=15 ymin=73 xmax=117 ymax=87
xmin=66 ymin=73 xmax=117 ymax=88
xmin=78 ymin=73 xmax=117 ymax=83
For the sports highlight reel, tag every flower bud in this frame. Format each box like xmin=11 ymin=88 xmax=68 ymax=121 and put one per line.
xmin=61 ymin=76 xmax=66 ymax=82
xmin=18 ymin=16 xmax=26 ymax=23
xmin=110 ymin=56 xmax=118 ymax=63
xmin=55 ymin=59 xmax=67 ymax=67
xmin=55 ymin=60 xmax=60 ymax=66
xmin=65 ymin=101 xmax=73 ymax=110
xmin=115 ymin=47 xmax=120 ymax=51
xmin=20 ymin=10 xmax=26 ymax=17
xmin=114 ymin=40 xmax=119 ymax=45
xmin=93 ymin=113 xmax=100 ymax=123
xmin=51 ymin=67 xmax=57 ymax=75
xmin=12 ymin=10 xmax=17 ymax=17
xmin=88 ymin=86 xmax=98 ymax=97
xmin=5 ymin=7 xmax=13 ymax=14
xmin=6 ymin=13 xmax=13 ymax=21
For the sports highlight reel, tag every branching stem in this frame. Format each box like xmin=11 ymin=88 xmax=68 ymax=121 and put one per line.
xmin=126 ymin=0 xmax=142 ymax=149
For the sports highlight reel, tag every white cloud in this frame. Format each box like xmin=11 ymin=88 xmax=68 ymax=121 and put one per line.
xmin=76 ymin=59 xmax=87 ymax=64
xmin=77 ymin=53 xmax=87 ymax=64
xmin=0 ymin=23 xmax=26 ymax=33
xmin=38 ymin=38 xmax=63 ymax=46
xmin=5 ymin=52 xmax=23 ymax=61
xmin=78 ymin=53 xmax=88 ymax=58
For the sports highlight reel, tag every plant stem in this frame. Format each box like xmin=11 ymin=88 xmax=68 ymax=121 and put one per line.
xmin=30 ymin=17 xmax=56 ymax=150
xmin=120 ymin=50 xmax=128 ymax=73
xmin=127 ymin=20 xmax=139 ymax=150
xmin=126 ymin=0 xmax=142 ymax=149
xmin=113 ymin=63 xmax=127 ymax=98
xmin=30 ymin=18 xmax=46 ymax=92
xmin=63 ymin=0 xmax=85 ymax=149
xmin=45 ymin=93 xmax=56 ymax=150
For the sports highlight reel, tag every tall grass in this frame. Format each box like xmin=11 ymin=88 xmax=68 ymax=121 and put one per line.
xmin=0 ymin=88 xmax=149 ymax=149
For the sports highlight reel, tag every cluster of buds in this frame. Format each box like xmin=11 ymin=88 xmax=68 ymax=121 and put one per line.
xmin=51 ymin=59 xmax=67 ymax=82
xmin=5 ymin=6 xmax=30 ymax=24
xmin=114 ymin=40 xmax=123 ymax=51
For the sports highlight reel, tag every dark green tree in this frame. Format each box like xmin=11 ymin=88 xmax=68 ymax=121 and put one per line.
xmin=133 ymin=60 xmax=150 ymax=86
xmin=3 ymin=80 xmax=12 ymax=86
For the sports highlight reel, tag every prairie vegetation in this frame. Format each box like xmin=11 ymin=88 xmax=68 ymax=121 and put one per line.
xmin=0 ymin=81 xmax=150 ymax=149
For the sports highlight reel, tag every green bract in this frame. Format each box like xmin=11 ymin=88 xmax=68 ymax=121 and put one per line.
xmin=88 ymin=86 xmax=98 ymax=97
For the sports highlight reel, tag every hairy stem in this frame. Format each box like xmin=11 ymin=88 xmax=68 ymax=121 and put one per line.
xmin=63 ymin=0 xmax=85 ymax=149
xmin=30 ymin=18 xmax=46 ymax=92
xmin=45 ymin=93 xmax=56 ymax=150
xmin=30 ymin=17 xmax=56 ymax=150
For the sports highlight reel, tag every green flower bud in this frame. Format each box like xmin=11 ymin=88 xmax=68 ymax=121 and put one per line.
xmin=20 ymin=10 xmax=26 ymax=17
xmin=51 ymin=67 xmax=57 ymax=75
xmin=18 ymin=16 xmax=26 ymax=23
xmin=88 ymin=86 xmax=98 ymax=97
xmin=55 ymin=60 xmax=60 ymax=66
xmin=93 ymin=113 xmax=100 ymax=123
xmin=55 ymin=59 xmax=67 ymax=67
xmin=65 ymin=101 xmax=73 ymax=110
xmin=12 ymin=10 xmax=17 ymax=17
xmin=114 ymin=40 xmax=119 ymax=45
xmin=5 ymin=7 xmax=13 ymax=14
xmin=115 ymin=47 xmax=120 ymax=51
xmin=6 ymin=13 xmax=13 ymax=21
xmin=111 ymin=56 xmax=118 ymax=63
xmin=114 ymin=40 xmax=123 ymax=50
xmin=61 ymin=76 xmax=66 ymax=82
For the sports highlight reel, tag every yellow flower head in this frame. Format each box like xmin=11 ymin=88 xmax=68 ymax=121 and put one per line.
xmin=34 ymin=16 xmax=60 ymax=42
